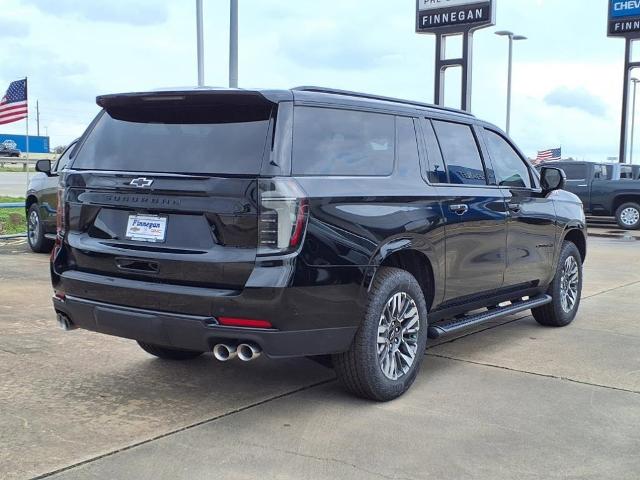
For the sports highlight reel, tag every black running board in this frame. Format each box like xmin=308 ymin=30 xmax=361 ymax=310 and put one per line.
xmin=427 ymin=294 xmax=552 ymax=339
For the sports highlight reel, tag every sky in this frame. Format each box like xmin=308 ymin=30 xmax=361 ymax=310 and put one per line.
xmin=0 ymin=0 xmax=633 ymax=161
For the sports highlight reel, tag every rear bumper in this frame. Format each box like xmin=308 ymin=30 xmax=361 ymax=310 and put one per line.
xmin=52 ymin=294 xmax=358 ymax=359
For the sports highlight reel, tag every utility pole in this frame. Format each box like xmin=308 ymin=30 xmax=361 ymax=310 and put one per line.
xmin=36 ymin=100 xmax=40 ymax=137
xmin=229 ymin=0 xmax=238 ymax=88
xmin=196 ymin=0 xmax=205 ymax=87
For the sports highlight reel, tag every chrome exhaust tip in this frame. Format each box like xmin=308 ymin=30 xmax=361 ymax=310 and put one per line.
xmin=213 ymin=343 xmax=237 ymax=361
xmin=237 ymin=342 xmax=262 ymax=362
xmin=56 ymin=312 xmax=75 ymax=331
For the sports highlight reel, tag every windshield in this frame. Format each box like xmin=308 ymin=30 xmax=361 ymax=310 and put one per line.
xmin=72 ymin=103 xmax=273 ymax=175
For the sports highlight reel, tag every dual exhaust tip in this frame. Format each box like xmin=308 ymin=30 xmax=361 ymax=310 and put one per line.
xmin=213 ymin=342 xmax=261 ymax=362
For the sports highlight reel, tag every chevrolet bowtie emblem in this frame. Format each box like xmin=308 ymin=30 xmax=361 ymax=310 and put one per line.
xmin=129 ymin=177 xmax=154 ymax=188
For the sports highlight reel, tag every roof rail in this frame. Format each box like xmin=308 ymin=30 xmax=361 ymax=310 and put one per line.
xmin=292 ymin=86 xmax=474 ymax=117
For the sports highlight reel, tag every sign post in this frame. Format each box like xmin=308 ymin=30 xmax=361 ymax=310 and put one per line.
xmin=416 ymin=0 xmax=495 ymax=112
xmin=609 ymin=0 xmax=640 ymax=164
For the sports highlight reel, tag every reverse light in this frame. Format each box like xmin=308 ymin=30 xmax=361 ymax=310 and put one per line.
xmin=218 ymin=317 xmax=273 ymax=329
xmin=258 ymin=178 xmax=309 ymax=256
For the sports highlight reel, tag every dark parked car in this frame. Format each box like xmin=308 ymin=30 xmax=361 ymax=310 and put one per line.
xmin=542 ymin=161 xmax=640 ymax=229
xmin=26 ymin=141 xmax=77 ymax=252
xmin=0 ymin=143 xmax=20 ymax=157
xmin=50 ymin=87 xmax=586 ymax=401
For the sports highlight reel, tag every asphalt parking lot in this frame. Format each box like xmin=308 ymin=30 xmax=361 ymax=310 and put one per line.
xmin=1 ymin=227 xmax=639 ymax=480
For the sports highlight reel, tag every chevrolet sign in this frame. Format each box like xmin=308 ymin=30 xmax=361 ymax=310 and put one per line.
xmin=416 ymin=0 xmax=494 ymax=33
xmin=609 ymin=0 xmax=640 ymax=36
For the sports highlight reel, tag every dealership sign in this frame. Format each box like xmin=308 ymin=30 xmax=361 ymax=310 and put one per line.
xmin=609 ymin=0 xmax=640 ymax=36
xmin=416 ymin=0 xmax=495 ymax=34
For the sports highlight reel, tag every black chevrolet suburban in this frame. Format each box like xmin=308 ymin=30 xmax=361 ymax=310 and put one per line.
xmin=50 ymin=87 xmax=586 ymax=401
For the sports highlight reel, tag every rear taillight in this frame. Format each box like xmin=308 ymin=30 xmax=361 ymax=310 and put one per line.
xmin=258 ymin=178 xmax=308 ymax=256
xmin=51 ymin=187 xmax=65 ymax=261
xmin=56 ymin=187 xmax=65 ymax=236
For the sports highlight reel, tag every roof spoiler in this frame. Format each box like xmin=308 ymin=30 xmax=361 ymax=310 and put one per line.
xmin=96 ymin=88 xmax=292 ymax=110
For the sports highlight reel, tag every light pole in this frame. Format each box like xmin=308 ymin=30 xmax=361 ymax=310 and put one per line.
xmin=196 ymin=0 xmax=204 ymax=87
xmin=495 ymin=31 xmax=527 ymax=135
xmin=630 ymin=78 xmax=640 ymax=164
xmin=229 ymin=0 xmax=238 ymax=88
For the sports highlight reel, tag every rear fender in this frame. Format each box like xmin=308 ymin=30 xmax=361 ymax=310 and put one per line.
xmin=363 ymin=235 xmax=444 ymax=307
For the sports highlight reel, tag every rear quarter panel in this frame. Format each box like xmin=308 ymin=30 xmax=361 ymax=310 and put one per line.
xmin=294 ymin=176 xmax=447 ymax=307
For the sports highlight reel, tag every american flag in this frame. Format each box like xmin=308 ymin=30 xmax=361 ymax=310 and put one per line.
xmin=536 ymin=147 xmax=562 ymax=162
xmin=0 ymin=79 xmax=28 ymax=126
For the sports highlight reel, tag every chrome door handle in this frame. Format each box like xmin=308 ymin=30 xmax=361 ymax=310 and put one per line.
xmin=449 ymin=204 xmax=469 ymax=215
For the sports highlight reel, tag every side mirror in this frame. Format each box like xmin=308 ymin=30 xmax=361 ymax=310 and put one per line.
xmin=540 ymin=166 xmax=566 ymax=194
xmin=35 ymin=159 xmax=52 ymax=176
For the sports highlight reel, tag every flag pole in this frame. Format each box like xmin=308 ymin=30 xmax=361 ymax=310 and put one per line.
xmin=25 ymin=77 xmax=30 ymax=188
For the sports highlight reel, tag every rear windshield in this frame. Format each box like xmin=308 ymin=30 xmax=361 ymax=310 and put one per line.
xmin=72 ymin=103 xmax=272 ymax=175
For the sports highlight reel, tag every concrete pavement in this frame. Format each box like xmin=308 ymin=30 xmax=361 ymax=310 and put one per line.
xmin=0 ymin=232 xmax=638 ymax=479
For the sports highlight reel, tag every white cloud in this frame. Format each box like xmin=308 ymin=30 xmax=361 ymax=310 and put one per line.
xmin=0 ymin=0 xmax=630 ymax=159
xmin=22 ymin=0 xmax=170 ymax=26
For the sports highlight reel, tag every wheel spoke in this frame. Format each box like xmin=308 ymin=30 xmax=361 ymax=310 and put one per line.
xmin=377 ymin=291 xmax=421 ymax=381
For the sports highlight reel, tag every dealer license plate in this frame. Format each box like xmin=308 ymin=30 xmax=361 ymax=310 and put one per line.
xmin=125 ymin=215 xmax=167 ymax=243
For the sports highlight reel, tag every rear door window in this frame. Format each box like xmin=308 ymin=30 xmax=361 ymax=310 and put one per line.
xmin=72 ymin=104 xmax=273 ymax=175
xmin=419 ymin=119 xmax=448 ymax=183
xmin=292 ymin=107 xmax=395 ymax=176
xmin=432 ymin=120 xmax=487 ymax=185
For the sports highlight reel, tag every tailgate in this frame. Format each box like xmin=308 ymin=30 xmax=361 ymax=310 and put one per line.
xmin=64 ymin=172 xmax=258 ymax=289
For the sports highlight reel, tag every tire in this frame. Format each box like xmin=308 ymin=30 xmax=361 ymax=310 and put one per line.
xmin=615 ymin=202 xmax=640 ymax=230
xmin=137 ymin=341 xmax=204 ymax=360
xmin=532 ymin=241 xmax=583 ymax=327
xmin=27 ymin=204 xmax=54 ymax=253
xmin=332 ymin=267 xmax=429 ymax=402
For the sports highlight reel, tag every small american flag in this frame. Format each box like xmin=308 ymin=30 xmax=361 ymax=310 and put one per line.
xmin=0 ymin=79 xmax=28 ymax=126
xmin=536 ymin=147 xmax=562 ymax=162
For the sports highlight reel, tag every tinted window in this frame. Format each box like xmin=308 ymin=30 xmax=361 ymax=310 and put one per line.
xmin=560 ymin=164 xmax=588 ymax=180
xmin=292 ymin=107 xmax=394 ymax=176
xmin=421 ymin=120 xmax=448 ymax=183
xmin=483 ymin=130 xmax=531 ymax=188
xmin=396 ymin=117 xmax=419 ymax=175
xmin=73 ymin=105 xmax=272 ymax=174
xmin=432 ymin=120 xmax=486 ymax=185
